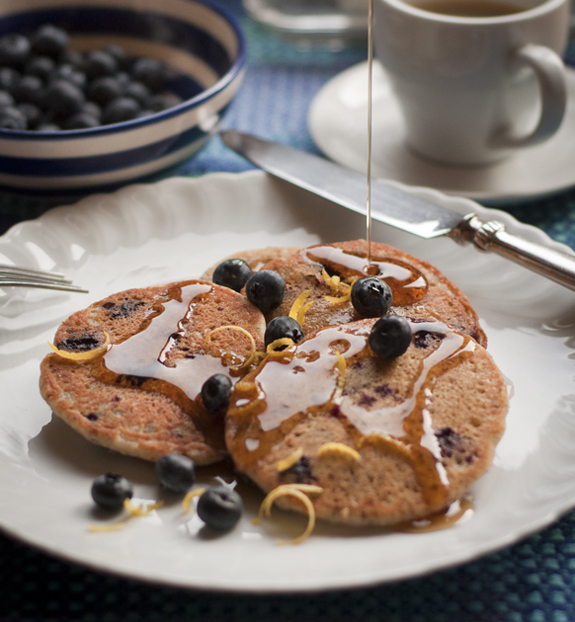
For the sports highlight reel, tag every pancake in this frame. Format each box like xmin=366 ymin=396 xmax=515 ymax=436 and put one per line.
xmin=201 ymin=247 xmax=301 ymax=281
xmin=40 ymin=280 xmax=265 ymax=464
xmin=258 ymin=240 xmax=487 ymax=346
xmin=225 ymin=317 xmax=508 ymax=527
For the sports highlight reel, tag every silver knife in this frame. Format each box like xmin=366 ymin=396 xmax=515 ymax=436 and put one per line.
xmin=221 ymin=130 xmax=575 ymax=292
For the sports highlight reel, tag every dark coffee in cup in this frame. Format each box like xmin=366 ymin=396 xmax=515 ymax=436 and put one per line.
xmin=412 ymin=0 xmax=523 ymax=16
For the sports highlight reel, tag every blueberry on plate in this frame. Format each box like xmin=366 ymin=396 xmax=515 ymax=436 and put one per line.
xmin=245 ymin=270 xmax=285 ymax=313
xmin=201 ymin=374 xmax=232 ymax=413
xmin=264 ymin=316 xmax=304 ymax=349
xmin=91 ymin=473 xmax=133 ymax=510
xmin=369 ymin=314 xmax=412 ymax=359
xmin=212 ymin=258 xmax=254 ymax=292
xmin=197 ymin=486 xmax=243 ymax=531
xmin=351 ymin=276 xmax=393 ymax=318
xmin=155 ymin=453 xmax=196 ymax=493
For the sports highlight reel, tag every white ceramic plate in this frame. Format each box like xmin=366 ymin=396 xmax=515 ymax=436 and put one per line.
xmin=1 ymin=171 xmax=575 ymax=593
xmin=309 ymin=61 xmax=575 ymax=205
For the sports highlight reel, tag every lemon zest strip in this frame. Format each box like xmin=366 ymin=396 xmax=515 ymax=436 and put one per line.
xmin=182 ymin=487 xmax=207 ymax=513
xmin=358 ymin=433 xmax=412 ymax=460
xmin=87 ymin=498 xmax=163 ymax=533
xmin=276 ymin=447 xmax=304 ymax=472
xmin=49 ymin=332 xmax=110 ymax=361
xmin=253 ymin=484 xmax=323 ymax=545
xmin=289 ymin=289 xmax=312 ymax=325
xmin=317 ymin=442 xmax=360 ymax=463
xmin=266 ymin=337 xmax=295 ymax=353
xmin=205 ymin=325 xmax=258 ymax=371
xmin=87 ymin=521 xmax=127 ymax=533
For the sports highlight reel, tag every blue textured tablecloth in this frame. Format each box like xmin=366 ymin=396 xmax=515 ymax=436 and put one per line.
xmin=3 ymin=2 xmax=575 ymax=621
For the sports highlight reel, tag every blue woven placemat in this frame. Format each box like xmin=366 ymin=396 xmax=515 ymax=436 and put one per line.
xmin=3 ymin=3 xmax=575 ymax=621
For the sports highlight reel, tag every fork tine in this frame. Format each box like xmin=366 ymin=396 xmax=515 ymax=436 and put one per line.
xmin=0 ymin=276 xmax=89 ymax=293
xmin=0 ymin=263 xmax=67 ymax=279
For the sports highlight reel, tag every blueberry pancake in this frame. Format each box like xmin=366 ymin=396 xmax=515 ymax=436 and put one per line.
xmin=258 ymin=240 xmax=487 ymax=346
xmin=40 ymin=280 xmax=265 ymax=464
xmin=225 ymin=317 xmax=508 ymax=527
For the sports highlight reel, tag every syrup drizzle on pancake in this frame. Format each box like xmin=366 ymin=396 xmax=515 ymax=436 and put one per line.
xmin=227 ymin=318 xmax=476 ymax=506
xmin=305 ymin=244 xmax=428 ymax=305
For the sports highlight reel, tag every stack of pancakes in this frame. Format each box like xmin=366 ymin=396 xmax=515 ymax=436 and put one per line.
xmin=40 ymin=240 xmax=508 ymax=527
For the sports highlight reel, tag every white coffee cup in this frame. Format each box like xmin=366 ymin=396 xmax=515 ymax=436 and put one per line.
xmin=374 ymin=0 xmax=569 ymax=165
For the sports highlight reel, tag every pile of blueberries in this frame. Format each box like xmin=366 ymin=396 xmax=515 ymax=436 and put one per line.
xmin=0 ymin=24 xmax=181 ymax=131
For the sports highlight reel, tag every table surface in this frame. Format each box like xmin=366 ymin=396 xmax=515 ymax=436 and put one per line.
xmin=3 ymin=2 xmax=575 ymax=621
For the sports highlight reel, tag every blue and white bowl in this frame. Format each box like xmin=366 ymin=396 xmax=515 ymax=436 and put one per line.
xmin=0 ymin=0 xmax=246 ymax=195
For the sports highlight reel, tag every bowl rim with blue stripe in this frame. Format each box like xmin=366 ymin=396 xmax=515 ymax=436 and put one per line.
xmin=0 ymin=0 xmax=247 ymax=195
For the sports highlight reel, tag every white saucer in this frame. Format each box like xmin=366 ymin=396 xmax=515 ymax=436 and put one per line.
xmin=309 ymin=61 xmax=575 ymax=205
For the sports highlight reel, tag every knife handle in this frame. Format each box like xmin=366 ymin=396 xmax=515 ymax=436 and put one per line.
xmin=451 ymin=214 xmax=575 ymax=292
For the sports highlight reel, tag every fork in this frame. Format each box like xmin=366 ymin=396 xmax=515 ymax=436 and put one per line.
xmin=0 ymin=264 xmax=89 ymax=293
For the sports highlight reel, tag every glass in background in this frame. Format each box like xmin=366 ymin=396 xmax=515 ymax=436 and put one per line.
xmin=242 ymin=0 xmax=368 ymax=46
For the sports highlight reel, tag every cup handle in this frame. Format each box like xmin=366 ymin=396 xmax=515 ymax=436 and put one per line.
xmin=495 ymin=43 xmax=567 ymax=148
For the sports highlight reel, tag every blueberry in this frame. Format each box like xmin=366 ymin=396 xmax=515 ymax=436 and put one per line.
xmin=264 ymin=316 xmax=304 ymax=349
xmin=123 ymin=81 xmax=152 ymax=107
xmin=91 ymin=473 xmax=133 ymax=509
xmin=196 ymin=486 xmax=243 ymax=531
xmin=103 ymin=44 xmax=131 ymax=71
xmin=85 ymin=50 xmax=118 ymax=80
xmin=131 ymin=57 xmax=165 ymax=92
xmin=0 ymin=106 xmax=27 ymax=130
xmin=245 ymin=270 xmax=285 ymax=313
xmin=102 ymin=96 xmax=140 ymax=124
xmin=62 ymin=111 xmax=100 ymax=129
xmin=87 ymin=76 xmax=123 ymax=106
xmin=369 ymin=314 xmax=412 ymax=359
xmin=60 ymin=49 xmax=86 ymax=70
xmin=351 ymin=277 xmax=393 ymax=318
xmin=51 ymin=64 xmax=87 ymax=90
xmin=0 ymin=90 xmax=14 ymax=107
xmin=47 ymin=79 xmax=84 ymax=116
xmin=36 ymin=121 xmax=60 ymax=132
xmin=80 ymin=100 xmax=102 ymax=121
xmin=201 ymin=374 xmax=232 ymax=413
xmin=0 ymin=34 xmax=31 ymax=69
xmin=24 ymin=55 xmax=55 ymax=81
xmin=155 ymin=453 xmax=196 ymax=493
xmin=212 ymin=258 xmax=254 ymax=292
xmin=13 ymin=75 xmax=44 ymax=106
xmin=31 ymin=25 xmax=69 ymax=59
xmin=147 ymin=93 xmax=181 ymax=112
xmin=16 ymin=102 xmax=42 ymax=128
xmin=0 ymin=67 xmax=20 ymax=92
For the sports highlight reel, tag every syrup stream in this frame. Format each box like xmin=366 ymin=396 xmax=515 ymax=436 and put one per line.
xmin=366 ymin=0 xmax=374 ymax=272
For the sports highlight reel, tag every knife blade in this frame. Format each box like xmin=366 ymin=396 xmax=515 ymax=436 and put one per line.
xmin=221 ymin=130 xmax=575 ymax=292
